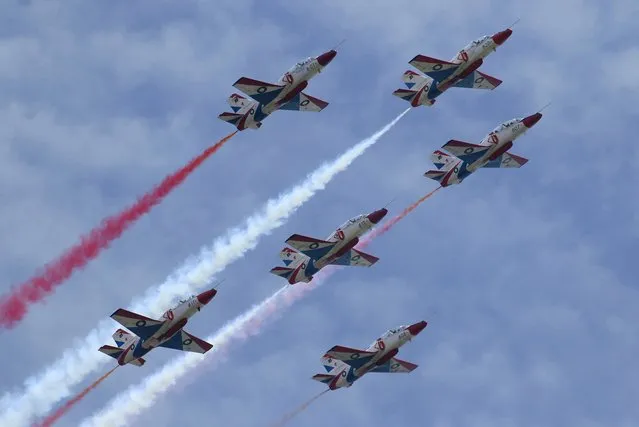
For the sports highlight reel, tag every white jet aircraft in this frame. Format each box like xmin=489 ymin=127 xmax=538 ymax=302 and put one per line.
xmin=425 ymin=111 xmax=543 ymax=187
xmin=393 ymin=26 xmax=513 ymax=107
xmin=312 ymin=321 xmax=428 ymax=390
xmin=218 ymin=49 xmax=337 ymax=130
xmin=270 ymin=208 xmax=388 ymax=284
xmin=98 ymin=288 xmax=217 ymax=366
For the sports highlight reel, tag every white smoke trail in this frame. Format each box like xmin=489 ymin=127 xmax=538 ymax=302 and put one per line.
xmin=0 ymin=109 xmax=409 ymax=427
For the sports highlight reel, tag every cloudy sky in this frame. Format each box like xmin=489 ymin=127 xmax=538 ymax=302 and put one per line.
xmin=1 ymin=0 xmax=638 ymax=426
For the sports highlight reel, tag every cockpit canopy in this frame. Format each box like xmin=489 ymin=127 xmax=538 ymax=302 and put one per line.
xmin=291 ymin=57 xmax=313 ymax=72
xmin=339 ymin=214 xmax=364 ymax=230
xmin=178 ymin=295 xmax=195 ymax=305
xmin=493 ymin=119 xmax=519 ymax=132
xmin=382 ymin=328 xmax=401 ymax=337
xmin=467 ymin=36 xmax=489 ymax=49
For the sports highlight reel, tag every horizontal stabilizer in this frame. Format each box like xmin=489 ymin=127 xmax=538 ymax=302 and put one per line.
xmin=311 ymin=374 xmax=335 ymax=384
xmin=110 ymin=309 xmax=164 ymax=341
xmin=392 ymin=88 xmax=417 ymax=103
xmin=279 ymin=92 xmax=329 ymax=112
xmin=98 ymin=345 xmax=123 ymax=360
xmin=232 ymin=77 xmax=284 ymax=105
xmin=270 ymin=266 xmax=295 ymax=280
xmin=98 ymin=345 xmax=146 ymax=367
xmin=424 ymin=169 xmax=447 ymax=183
xmin=324 ymin=345 xmax=377 ymax=370
xmin=218 ymin=111 xmax=244 ymax=126
xmin=285 ymin=234 xmax=337 ymax=260
xmin=370 ymin=357 xmax=418 ymax=373
xmin=329 ymin=248 xmax=379 ymax=267
xmin=409 ymin=55 xmax=459 ymax=82
xmin=483 ymin=151 xmax=528 ymax=168
xmin=452 ymin=70 xmax=502 ymax=90
xmin=441 ymin=139 xmax=491 ymax=164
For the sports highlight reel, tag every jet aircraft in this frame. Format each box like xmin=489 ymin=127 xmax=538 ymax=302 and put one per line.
xmin=424 ymin=111 xmax=543 ymax=187
xmin=312 ymin=321 xmax=427 ymax=390
xmin=270 ymin=208 xmax=388 ymax=284
xmin=393 ymin=27 xmax=513 ymax=107
xmin=218 ymin=49 xmax=337 ymax=130
xmin=98 ymin=289 xmax=217 ymax=366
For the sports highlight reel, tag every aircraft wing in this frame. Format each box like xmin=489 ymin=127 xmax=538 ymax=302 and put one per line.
xmin=369 ymin=357 xmax=418 ymax=373
xmin=452 ymin=70 xmax=502 ymax=90
xmin=329 ymin=248 xmax=379 ymax=267
xmin=483 ymin=152 xmax=529 ymax=168
xmin=232 ymin=77 xmax=285 ymax=106
xmin=441 ymin=139 xmax=491 ymax=164
xmin=409 ymin=55 xmax=459 ymax=82
xmin=285 ymin=234 xmax=338 ymax=260
xmin=157 ymin=329 xmax=213 ymax=354
xmin=324 ymin=345 xmax=377 ymax=370
xmin=110 ymin=309 xmax=165 ymax=340
xmin=279 ymin=92 xmax=329 ymax=112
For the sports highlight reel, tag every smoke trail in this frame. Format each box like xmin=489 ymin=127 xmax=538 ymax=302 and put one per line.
xmin=34 ymin=367 xmax=118 ymax=427
xmin=0 ymin=131 xmax=237 ymax=330
xmin=364 ymin=186 xmax=442 ymax=242
xmin=268 ymin=390 xmax=329 ymax=427
xmin=0 ymin=110 xmax=409 ymax=427
xmin=79 ymin=186 xmax=438 ymax=427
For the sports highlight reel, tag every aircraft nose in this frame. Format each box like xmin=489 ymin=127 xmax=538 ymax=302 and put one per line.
xmin=522 ymin=112 xmax=542 ymax=128
xmin=197 ymin=288 xmax=217 ymax=305
xmin=491 ymin=28 xmax=513 ymax=45
xmin=407 ymin=321 xmax=428 ymax=336
xmin=367 ymin=208 xmax=388 ymax=224
xmin=317 ymin=50 xmax=337 ymax=67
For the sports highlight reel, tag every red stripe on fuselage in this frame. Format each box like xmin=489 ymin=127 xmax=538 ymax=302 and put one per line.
xmin=488 ymin=141 xmax=513 ymax=161
xmin=277 ymin=81 xmax=308 ymax=106
xmin=156 ymin=318 xmax=188 ymax=342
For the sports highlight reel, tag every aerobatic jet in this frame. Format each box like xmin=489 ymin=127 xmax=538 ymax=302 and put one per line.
xmin=312 ymin=321 xmax=427 ymax=390
xmin=98 ymin=289 xmax=217 ymax=366
xmin=218 ymin=49 xmax=337 ymax=130
xmin=424 ymin=111 xmax=543 ymax=187
xmin=270 ymin=208 xmax=388 ymax=285
xmin=393 ymin=26 xmax=513 ymax=107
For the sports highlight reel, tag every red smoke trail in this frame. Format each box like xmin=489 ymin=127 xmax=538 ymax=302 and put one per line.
xmin=362 ymin=186 xmax=442 ymax=245
xmin=0 ymin=131 xmax=237 ymax=329
xmin=268 ymin=389 xmax=330 ymax=427
xmin=34 ymin=366 xmax=119 ymax=427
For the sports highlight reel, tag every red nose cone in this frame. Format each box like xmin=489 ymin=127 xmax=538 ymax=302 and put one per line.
xmin=197 ymin=289 xmax=217 ymax=305
xmin=316 ymin=50 xmax=337 ymax=67
xmin=492 ymin=28 xmax=512 ymax=45
xmin=522 ymin=112 xmax=542 ymax=128
xmin=407 ymin=321 xmax=427 ymax=336
xmin=367 ymin=208 xmax=388 ymax=224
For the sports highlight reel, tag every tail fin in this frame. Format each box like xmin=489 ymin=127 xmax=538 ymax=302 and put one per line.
xmin=401 ymin=70 xmax=426 ymax=89
xmin=98 ymin=345 xmax=146 ymax=367
xmin=279 ymin=247 xmax=301 ymax=266
xmin=112 ymin=328 xmax=133 ymax=347
xmin=431 ymin=150 xmax=458 ymax=170
xmin=312 ymin=374 xmax=335 ymax=385
xmin=227 ymin=93 xmax=251 ymax=112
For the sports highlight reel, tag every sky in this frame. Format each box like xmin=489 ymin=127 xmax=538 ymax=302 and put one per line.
xmin=1 ymin=0 xmax=638 ymax=426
